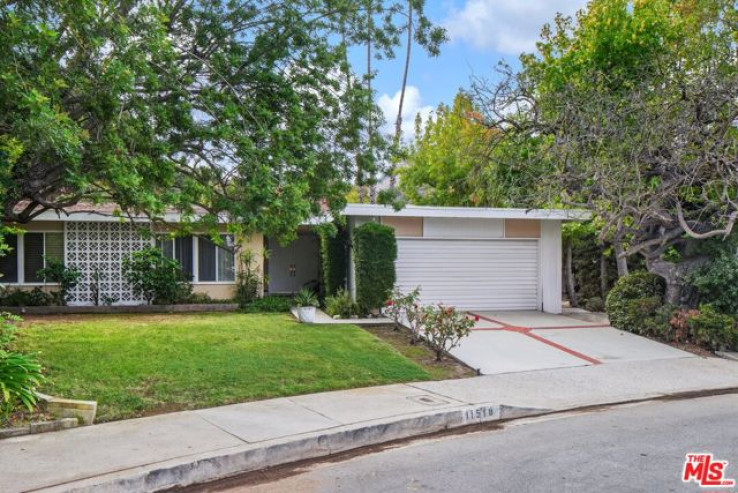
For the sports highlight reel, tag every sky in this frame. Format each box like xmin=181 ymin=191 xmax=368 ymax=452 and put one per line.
xmin=350 ymin=0 xmax=589 ymax=139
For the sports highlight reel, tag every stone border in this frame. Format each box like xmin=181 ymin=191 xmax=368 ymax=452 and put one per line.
xmin=0 ymin=417 xmax=78 ymax=440
xmin=38 ymin=393 xmax=98 ymax=426
xmin=0 ymin=303 xmax=238 ymax=315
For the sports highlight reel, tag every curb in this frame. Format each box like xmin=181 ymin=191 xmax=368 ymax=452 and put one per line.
xmin=38 ymin=402 xmax=550 ymax=493
xmin=35 ymin=387 xmax=738 ymax=493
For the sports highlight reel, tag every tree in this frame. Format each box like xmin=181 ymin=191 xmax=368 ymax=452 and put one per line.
xmin=398 ymin=92 xmax=493 ymax=206
xmin=472 ymin=0 xmax=738 ymax=304
xmin=0 ymin=1 xmax=444 ymax=242
xmin=398 ymin=91 xmax=544 ymax=207
xmin=388 ymin=0 xmax=445 ymax=191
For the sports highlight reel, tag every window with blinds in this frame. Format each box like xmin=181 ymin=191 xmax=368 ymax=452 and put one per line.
xmin=0 ymin=234 xmax=18 ymax=283
xmin=198 ymin=235 xmax=235 ymax=282
xmin=156 ymin=236 xmax=194 ymax=280
xmin=24 ymin=232 xmax=64 ymax=282
xmin=0 ymin=232 xmax=64 ymax=284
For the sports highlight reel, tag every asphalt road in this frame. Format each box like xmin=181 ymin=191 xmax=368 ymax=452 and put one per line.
xmin=204 ymin=394 xmax=738 ymax=493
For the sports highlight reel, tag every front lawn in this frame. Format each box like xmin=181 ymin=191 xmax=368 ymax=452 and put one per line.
xmin=17 ymin=313 xmax=433 ymax=422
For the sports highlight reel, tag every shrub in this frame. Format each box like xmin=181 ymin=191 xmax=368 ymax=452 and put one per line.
xmin=385 ymin=287 xmax=421 ymax=331
xmin=319 ymin=224 xmax=349 ymax=297
xmin=687 ymin=305 xmax=738 ymax=351
xmin=583 ymin=296 xmax=605 ymax=313
xmin=0 ymin=313 xmax=44 ymax=419
xmin=240 ymin=295 xmax=292 ymax=313
xmin=37 ymin=259 xmax=81 ymax=306
xmin=605 ymin=271 xmax=665 ymax=335
xmin=689 ymin=254 xmax=738 ymax=315
xmin=235 ymin=250 xmax=262 ymax=308
xmin=0 ymin=287 xmax=54 ymax=307
xmin=325 ymin=288 xmax=358 ymax=318
xmin=353 ymin=222 xmax=397 ymax=313
xmin=421 ymin=304 xmax=475 ymax=361
xmin=123 ymin=247 xmax=192 ymax=305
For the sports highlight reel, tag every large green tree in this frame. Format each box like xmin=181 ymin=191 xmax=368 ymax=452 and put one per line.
xmin=398 ymin=90 xmax=547 ymax=207
xmin=472 ymin=0 xmax=738 ymax=304
xmin=0 ymin=0 xmax=443 ymax=241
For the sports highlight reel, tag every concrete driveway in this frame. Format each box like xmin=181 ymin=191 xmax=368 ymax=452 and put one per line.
xmin=452 ymin=310 xmax=693 ymax=375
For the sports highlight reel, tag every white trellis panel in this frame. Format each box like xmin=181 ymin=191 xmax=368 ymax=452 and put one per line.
xmin=65 ymin=222 xmax=152 ymax=305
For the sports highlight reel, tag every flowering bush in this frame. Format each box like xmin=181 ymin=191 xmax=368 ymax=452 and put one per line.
xmin=385 ymin=287 xmax=421 ymax=331
xmin=421 ymin=304 xmax=475 ymax=361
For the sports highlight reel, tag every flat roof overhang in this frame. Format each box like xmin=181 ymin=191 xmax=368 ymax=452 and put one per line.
xmin=341 ymin=204 xmax=590 ymax=221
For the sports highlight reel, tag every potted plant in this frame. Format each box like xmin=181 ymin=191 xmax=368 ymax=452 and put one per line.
xmin=294 ymin=288 xmax=319 ymax=323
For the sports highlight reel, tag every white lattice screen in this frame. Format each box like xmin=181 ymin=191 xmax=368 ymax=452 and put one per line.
xmin=65 ymin=222 xmax=152 ymax=305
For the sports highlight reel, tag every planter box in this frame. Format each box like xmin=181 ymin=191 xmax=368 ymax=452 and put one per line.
xmin=0 ymin=303 xmax=239 ymax=315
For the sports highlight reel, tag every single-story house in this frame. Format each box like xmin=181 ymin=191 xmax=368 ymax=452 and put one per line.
xmin=0 ymin=203 xmax=585 ymax=313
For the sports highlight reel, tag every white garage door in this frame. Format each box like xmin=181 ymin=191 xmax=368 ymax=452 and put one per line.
xmin=395 ymin=239 xmax=539 ymax=311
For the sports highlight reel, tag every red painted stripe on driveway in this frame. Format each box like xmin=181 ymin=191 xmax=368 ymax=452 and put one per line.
xmin=530 ymin=324 xmax=611 ymax=330
xmin=517 ymin=329 xmax=603 ymax=365
xmin=467 ymin=312 xmax=512 ymax=327
xmin=466 ymin=311 xmax=603 ymax=365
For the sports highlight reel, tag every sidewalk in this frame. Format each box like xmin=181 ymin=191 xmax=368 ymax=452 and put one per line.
xmin=2 ymin=357 xmax=738 ymax=493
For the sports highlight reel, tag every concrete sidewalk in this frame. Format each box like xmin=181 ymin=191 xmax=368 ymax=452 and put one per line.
xmin=2 ymin=358 xmax=737 ymax=493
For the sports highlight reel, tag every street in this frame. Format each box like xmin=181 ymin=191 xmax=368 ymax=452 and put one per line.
xmin=203 ymin=394 xmax=738 ymax=493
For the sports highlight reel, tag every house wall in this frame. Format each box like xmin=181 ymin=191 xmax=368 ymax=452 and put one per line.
xmin=346 ymin=214 xmax=561 ymax=314
xmin=540 ymin=220 xmax=563 ymax=314
xmin=2 ymin=220 xmax=263 ymax=304
xmin=505 ymin=219 xmax=541 ymax=238
xmin=423 ymin=217 xmax=505 ymax=238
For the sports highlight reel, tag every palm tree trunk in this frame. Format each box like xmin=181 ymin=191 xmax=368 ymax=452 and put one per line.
xmin=359 ymin=1 xmax=373 ymax=204
xmin=388 ymin=0 xmax=413 ymax=190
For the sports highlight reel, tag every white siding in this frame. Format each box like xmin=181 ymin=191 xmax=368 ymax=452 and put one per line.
xmin=395 ymin=239 xmax=539 ymax=311
xmin=540 ymin=220 xmax=562 ymax=314
xmin=422 ymin=217 xmax=504 ymax=239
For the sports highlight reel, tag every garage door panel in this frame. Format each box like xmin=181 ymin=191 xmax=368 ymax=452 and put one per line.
xmin=395 ymin=239 xmax=539 ymax=311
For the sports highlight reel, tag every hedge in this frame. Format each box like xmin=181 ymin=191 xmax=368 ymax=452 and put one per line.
xmin=605 ymin=271 xmax=665 ymax=335
xmin=319 ymin=225 xmax=349 ymax=297
xmin=353 ymin=222 xmax=397 ymax=312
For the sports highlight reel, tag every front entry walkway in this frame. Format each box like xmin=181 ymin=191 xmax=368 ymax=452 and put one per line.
xmin=452 ymin=310 xmax=693 ymax=375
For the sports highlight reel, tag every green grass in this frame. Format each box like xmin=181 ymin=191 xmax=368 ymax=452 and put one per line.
xmin=17 ymin=313 xmax=432 ymax=422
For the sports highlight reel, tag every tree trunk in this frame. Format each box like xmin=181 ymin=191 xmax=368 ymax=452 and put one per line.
xmin=389 ymin=0 xmax=413 ymax=191
xmin=599 ymin=248 xmax=609 ymax=298
xmin=359 ymin=1 xmax=373 ymax=205
xmin=614 ymin=242 xmax=629 ymax=278
xmin=645 ymin=256 xmax=708 ymax=306
xmin=565 ymin=238 xmax=579 ymax=307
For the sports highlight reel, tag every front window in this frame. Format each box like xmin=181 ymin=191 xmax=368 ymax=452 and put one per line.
xmin=156 ymin=235 xmax=194 ymax=280
xmin=0 ymin=232 xmax=64 ymax=284
xmin=198 ymin=235 xmax=235 ymax=282
xmin=0 ymin=234 xmax=19 ymax=283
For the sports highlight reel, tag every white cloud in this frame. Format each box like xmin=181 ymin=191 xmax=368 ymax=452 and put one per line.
xmin=444 ymin=0 xmax=588 ymax=54
xmin=377 ymin=85 xmax=434 ymax=141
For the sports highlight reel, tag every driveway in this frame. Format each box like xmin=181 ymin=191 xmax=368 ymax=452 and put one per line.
xmin=452 ymin=310 xmax=693 ymax=375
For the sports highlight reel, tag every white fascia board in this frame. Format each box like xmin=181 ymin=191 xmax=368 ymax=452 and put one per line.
xmin=341 ymin=204 xmax=590 ymax=221
xmin=29 ymin=210 xmax=229 ymax=224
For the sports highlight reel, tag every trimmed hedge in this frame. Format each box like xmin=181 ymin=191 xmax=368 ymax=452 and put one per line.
xmin=353 ymin=222 xmax=397 ymax=312
xmin=319 ymin=225 xmax=349 ymax=297
xmin=605 ymin=271 xmax=665 ymax=335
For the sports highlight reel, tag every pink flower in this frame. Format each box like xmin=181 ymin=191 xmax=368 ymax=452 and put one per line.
xmin=475 ymin=315 xmax=480 ymax=322
xmin=386 ymin=300 xmax=393 ymax=306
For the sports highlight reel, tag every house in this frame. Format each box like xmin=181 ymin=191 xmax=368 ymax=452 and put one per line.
xmin=1 ymin=203 xmax=586 ymax=313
